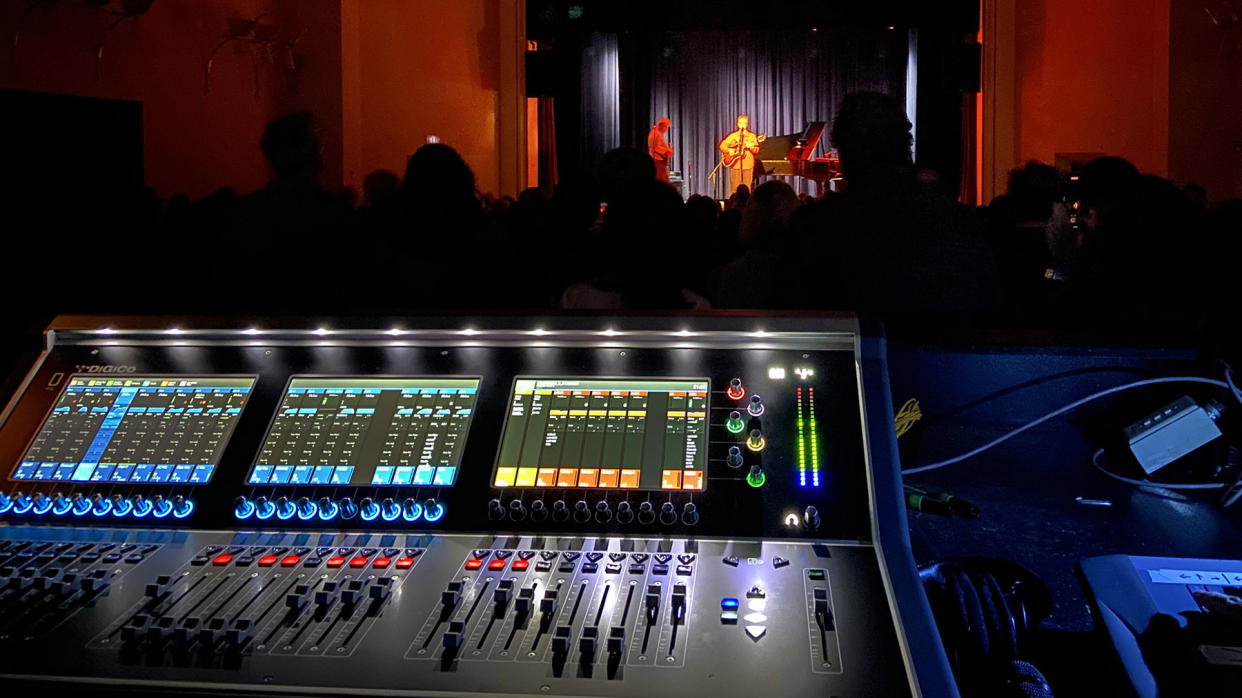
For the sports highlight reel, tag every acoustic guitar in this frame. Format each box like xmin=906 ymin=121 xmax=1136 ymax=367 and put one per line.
xmin=723 ymin=131 xmax=766 ymax=168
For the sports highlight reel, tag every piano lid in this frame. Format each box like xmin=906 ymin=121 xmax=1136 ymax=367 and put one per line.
xmin=754 ymin=121 xmax=828 ymax=162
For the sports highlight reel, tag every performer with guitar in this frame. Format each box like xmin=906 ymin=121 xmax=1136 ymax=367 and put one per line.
xmin=718 ymin=114 xmax=765 ymax=195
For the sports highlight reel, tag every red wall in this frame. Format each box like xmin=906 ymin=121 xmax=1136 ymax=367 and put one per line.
xmin=342 ymin=0 xmax=504 ymax=196
xmin=1168 ymin=0 xmax=1242 ymax=201
xmin=0 ymin=0 xmax=343 ymax=200
xmin=1013 ymin=0 xmax=1169 ymax=176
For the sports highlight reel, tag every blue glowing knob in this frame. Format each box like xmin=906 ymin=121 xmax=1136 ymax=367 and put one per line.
xmin=151 ymin=495 xmax=173 ymax=518
xmin=131 ymin=494 xmax=152 ymax=518
xmin=380 ymin=497 xmax=401 ymax=521
xmin=11 ymin=491 xmax=33 ymax=515
xmin=296 ymin=496 xmax=317 ymax=521
xmin=0 ymin=492 xmax=13 ymax=514
xmin=339 ymin=497 xmax=359 ymax=520
xmin=254 ymin=496 xmax=276 ymax=520
xmin=401 ymin=497 xmax=422 ymax=522
xmin=276 ymin=496 xmax=296 ymax=520
xmin=234 ymin=496 xmax=255 ymax=520
xmin=317 ymin=497 xmax=338 ymax=520
xmin=52 ymin=493 xmax=74 ymax=516
xmin=92 ymin=494 xmax=113 ymax=517
xmin=71 ymin=494 xmax=93 ymax=517
xmin=423 ymin=498 xmax=445 ymax=522
xmin=31 ymin=492 xmax=53 ymax=515
xmin=359 ymin=497 xmax=380 ymax=521
xmin=726 ymin=445 xmax=744 ymax=468
xmin=111 ymin=494 xmax=133 ymax=517
xmin=172 ymin=496 xmax=194 ymax=519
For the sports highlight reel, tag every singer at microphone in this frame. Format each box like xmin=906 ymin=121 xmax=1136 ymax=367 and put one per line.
xmin=718 ymin=115 xmax=764 ymax=196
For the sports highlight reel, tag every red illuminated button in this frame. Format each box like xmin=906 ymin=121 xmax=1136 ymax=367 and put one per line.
xmin=257 ymin=555 xmax=278 ymax=567
xmin=212 ymin=554 xmax=233 ymax=566
xmin=464 ymin=559 xmax=483 ymax=570
xmin=511 ymin=559 xmax=529 ymax=572
xmin=281 ymin=556 xmax=300 ymax=567
xmin=372 ymin=557 xmax=391 ymax=569
xmin=395 ymin=557 xmax=415 ymax=569
xmin=488 ymin=559 xmax=506 ymax=571
xmin=726 ymin=378 xmax=746 ymax=400
xmin=326 ymin=556 xmax=346 ymax=568
xmin=349 ymin=557 xmax=369 ymax=568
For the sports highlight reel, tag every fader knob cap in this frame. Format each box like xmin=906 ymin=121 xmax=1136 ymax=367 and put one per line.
xmin=275 ymin=496 xmax=296 ymax=520
xmin=357 ymin=497 xmax=379 ymax=521
xmin=726 ymin=445 xmax=744 ymax=468
xmin=254 ymin=496 xmax=275 ymax=519
xmin=509 ymin=499 xmax=528 ymax=522
xmin=423 ymin=498 xmax=444 ymax=522
xmin=487 ymin=498 xmax=505 ymax=521
xmin=615 ymin=501 xmax=634 ymax=524
xmin=659 ymin=502 xmax=677 ymax=526
xmin=637 ymin=501 xmax=656 ymax=525
xmin=552 ymin=499 xmax=570 ymax=522
xmin=530 ymin=499 xmax=548 ymax=522
xmin=573 ymin=500 xmax=591 ymax=523
xmin=681 ymin=502 xmax=699 ymax=526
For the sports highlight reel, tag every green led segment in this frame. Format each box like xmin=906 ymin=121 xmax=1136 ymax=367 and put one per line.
xmin=796 ymin=387 xmax=807 ymax=487
xmin=809 ymin=388 xmax=820 ymax=487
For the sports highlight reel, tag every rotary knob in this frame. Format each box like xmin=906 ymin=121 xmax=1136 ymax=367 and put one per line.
xmin=681 ymin=502 xmax=699 ymax=526
xmin=551 ymin=499 xmax=570 ymax=522
xmin=804 ymin=505 xmax=821 ymax=531
xmin=594 ymin=500 xmax=612 ymax=523
xmin=254 ymin=496 xmax=275 ymax=519
xmin=357 ymin=497 xmax=379 ymax=521
xmin=509 ymin=499 xmax=528 ymax=521
xmin=530 ymin=499 xmax=548 ymax=522
xmin=487 ymin=498 xmax=505 ymax=521
xmin=573 ymin=500 xmax=591 ymax=523
xmin=726 ymin=445 xmax=744 ymax=468
xmin=380 ymin=497 xmax=400 ymax=521
xmin=233 ymin=496 xmax=254 ymax=519
xmin=659 ymin=501 xmax=677 ymax=526
xmin=615 ymin=500 xmax=633 ymax=523
xmin=339 ymin=497 xmax=359 ymax=520
xmin=637 ymin=501 xmax=655 ymax=525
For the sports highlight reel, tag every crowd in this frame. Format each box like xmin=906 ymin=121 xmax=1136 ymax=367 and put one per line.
xmin=47 ymin=94 xmax=1242 ymax=338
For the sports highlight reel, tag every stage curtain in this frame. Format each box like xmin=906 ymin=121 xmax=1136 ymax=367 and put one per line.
xmin=625 ymin=29 xmax=908 ymax=198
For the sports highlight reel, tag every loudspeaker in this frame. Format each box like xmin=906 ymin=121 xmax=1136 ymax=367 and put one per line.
xmin=526 ymin=50 xmax=559 ymax=97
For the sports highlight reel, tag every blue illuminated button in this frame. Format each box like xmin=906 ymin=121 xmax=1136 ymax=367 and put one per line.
xmin=254 ymin=496 xmax=276 ymax=520
xmin=66 ymin=494 xmax=90 ymax=516
xmin=359 ymin=498 xmax=380 ymax=522
xmin=0 ymin=492 xmax=13 ymax=514
xmin=721 ymin=598 xmax=740 ymax=610
xmin=276 ymin=496 xmax=297 ymax=520
xmin=401 ymin=498 xmax=422 ymax=522
xmin=317 ymin=497 xmax=339 ymax=520
xmin=131 ymin=495 xmax=153 ymax=518
xmin=380 ymin=498 xmax=401 ymax=521
xmin=423 ymin=498 xmax=445 ymax=522
xmin=296 ymin=497 xmax=317 ymax=521
xmin=10 ymin=492 xmax=33 ymax=514
xmin=172 ymin=497 xmax=194 ymax=519
xmin=31 ymin=493 xmax=53 ymax=515
xmin=234 ymin=496 xmax=256 ymax=520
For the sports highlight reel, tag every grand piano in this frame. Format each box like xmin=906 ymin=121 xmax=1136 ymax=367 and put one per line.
xmin=753 ymin=121 xmax=841 ymax=192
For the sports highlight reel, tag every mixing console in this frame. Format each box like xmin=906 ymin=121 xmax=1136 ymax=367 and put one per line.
xmin=0 ymin=315 xmax=954 ymax=696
